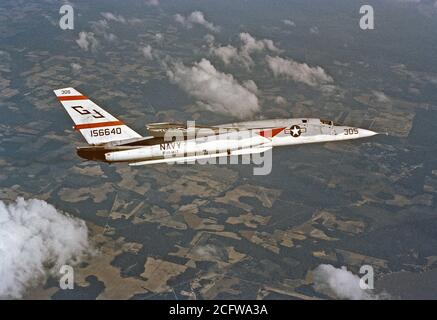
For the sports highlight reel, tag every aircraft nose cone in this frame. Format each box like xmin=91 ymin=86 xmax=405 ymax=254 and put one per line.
xmin=359 ymin=129 xmax=379 ymax=138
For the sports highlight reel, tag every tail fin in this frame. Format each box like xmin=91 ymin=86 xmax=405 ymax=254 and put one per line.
xmin=54 ymin=87 xmax=142 ymax=145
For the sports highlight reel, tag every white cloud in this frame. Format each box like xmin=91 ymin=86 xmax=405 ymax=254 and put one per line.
xmin=204 ymin=34 xmax=215 ymax=46
xmin=283 ymin=19 xmax=296 ymax=27
xmin=174 ymin=11 xmax=220 ymax=33
xmin=240 ymin=32 xmax=279 ymax=54
xmin=154 ymin=33 xmax=163 ymax=42
xmin=100 ymin=12 xmax=143 ymax=26
xmin=320 ymin=85 xmax=339 ymax=96
xmin=174 ymin=13 xmax=186 ymax=25
xmin=266 ymin=55 xmax=333 ymax=87
xmin=275 ymin=96 xmax=287 ymax=105
xmin=70 ymin=63 xmax=82 ymax=73
xmin=146 ymin=0 xmax=160 ymax=6
xmin=310 ymin=26 xmax=320 ymax=34
xmin=166 ymin=58 xmax=260 ymax=119
xmin=128 ymin=18 xmax=143 ymax=25
xmin=90 ymin=19 xmax=109 ymax=34
xmin=104 ymin=33 xmax=118 ymax=42
xmin=242 ymin=80 xmax=259 ymax=95
xmin=0 ymin=198 xmax=90 ymax=299
xmin=101 ymin=12 xmax=126 ymax=24
xmin=141 ymin=45 xmax=153 ymax=60
xmin=85 ymin=15 xmax=131 ymax=49
xmin=313 ymin=264 xmax=390 ymax=300
xmin=372 ymin=90 xmax=391 ymax=103
xmin=211 ymin=45 xmax=239 ymax=65
xmin=208 ymin=32 xmax=279 ymax=68
xmin=76 ymin=32 xmax=99 ymax=52
xmin=193 ymin=244 xmax=219 ymax=260
xmin=188 ymin=11 xmax=220 ymax=33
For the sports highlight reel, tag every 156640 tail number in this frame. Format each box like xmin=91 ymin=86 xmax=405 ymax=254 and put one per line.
xmin=90 ymin=127 xmax=122 ymax=137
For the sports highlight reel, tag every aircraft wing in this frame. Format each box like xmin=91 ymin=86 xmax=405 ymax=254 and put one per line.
xmin=128 ymin=145 xmax=272 ymax=166
xmin=146 ymin=122 xmax=239 ymax=138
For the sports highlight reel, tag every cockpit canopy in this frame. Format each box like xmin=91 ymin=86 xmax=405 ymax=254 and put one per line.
xmin=320 ymin=119 xmax=341 ymax=126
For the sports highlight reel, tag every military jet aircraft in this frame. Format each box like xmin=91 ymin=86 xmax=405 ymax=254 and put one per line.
xmin=54 ymin=87 xmax=378 ymax=166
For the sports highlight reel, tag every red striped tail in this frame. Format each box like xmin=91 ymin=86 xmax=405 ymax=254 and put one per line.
xmin=54 ymin=87 xmax=142 ymax=145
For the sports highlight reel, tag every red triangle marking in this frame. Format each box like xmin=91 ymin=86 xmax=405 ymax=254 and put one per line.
xmin=258 ymin=127 xmax=285 ymax=138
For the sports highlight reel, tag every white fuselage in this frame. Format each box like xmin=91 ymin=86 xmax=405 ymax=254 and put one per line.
xmin=104 ymin=118 xmax=378 ymax=163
